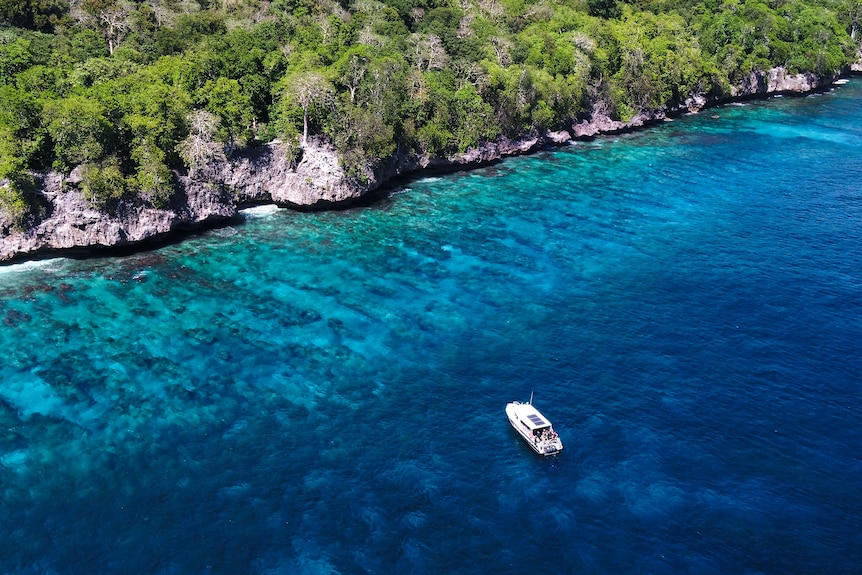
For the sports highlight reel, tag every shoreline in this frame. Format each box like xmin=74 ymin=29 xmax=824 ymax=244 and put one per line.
xmin=0 ymin=68 xmax=855 ymax=266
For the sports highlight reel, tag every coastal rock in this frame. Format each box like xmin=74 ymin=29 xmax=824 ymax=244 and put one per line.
xmin=0 ymin=65 xmax=850 ymax=263
xmin=570 ymin=66 xmax=836 ymax=139
xmin=0 ymin=174 xmax=236 ymax=262
xmin=222 ymin=140 xmax=357 ymax=207
xmin=573 ymin=111 xmax=661 ymax=138
xmin=684 ymin=94 xmax=708 ymax=113
xmin=546 ymin=130 xmax=572 ymax=144
xmin=453 ymin=136 xmax=542 ymax=164
xmin=408 ymin=135 xmax=543 ymax=171
xmin=730 ymin=66 xmax=830 ymax=97
xmin=0 ymin=140 xmax=363 ymax=262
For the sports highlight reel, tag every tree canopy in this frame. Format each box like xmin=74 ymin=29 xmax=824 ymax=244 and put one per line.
xmin=1 ymin=0 xmax=859 ymax=220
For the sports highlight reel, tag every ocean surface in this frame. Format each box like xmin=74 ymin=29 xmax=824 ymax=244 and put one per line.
xmin=2 ymin=82 xmax=862 ymax=575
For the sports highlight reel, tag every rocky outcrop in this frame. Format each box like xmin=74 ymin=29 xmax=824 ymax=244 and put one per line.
xmin=572 ymin=111 xmax=660 ymax=138
xmin=222 ymin=140 xmax=358 ymax=206
xmin=572 ymin=66 xmax=836 ymax=138
xmin=730 ymin=66 xmax=834 ymax=96
xmin=0 ymin=140 xmax=364 ymax=262
xmin=0 ymin=66 xmax=851 ymax=263
xmin=0 ymin=172 xmax=236 ymax=262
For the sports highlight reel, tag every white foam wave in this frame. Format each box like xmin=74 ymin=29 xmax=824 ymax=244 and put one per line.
xmin=0 ymin=258 xmax=66 ymax=275
xmin=241 ymin=204 xmax=281 ymax=218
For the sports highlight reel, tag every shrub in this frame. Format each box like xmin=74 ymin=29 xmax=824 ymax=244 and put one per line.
xmin=81 ymin=158 xmax=127 ymax=208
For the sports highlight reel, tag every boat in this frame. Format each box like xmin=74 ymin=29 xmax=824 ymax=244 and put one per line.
xmin=506 ymin=396 xmax=563 ymax=456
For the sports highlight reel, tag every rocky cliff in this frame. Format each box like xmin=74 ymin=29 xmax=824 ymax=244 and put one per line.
xmin=0 ymin=67 xmax=846 ymax=264
xmin=571 ymin=66 xmax=836 ymax=137
xmin=0 ymin=141 xmax=355 ymax=262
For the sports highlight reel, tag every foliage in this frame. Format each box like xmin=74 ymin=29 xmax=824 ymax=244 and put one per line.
xmin=0 ymin=132 xmax=35 ymax=228
xmin=278 ymin=70 xmax=334 ymax=146
xmin=81 ymin=156 xmax=127 ymax=208
xmin=44 ymin=96 xmax=114 ymax=172
xmin=131 ymin=139 xmax=174 ymax=207
xmin=200 ymin=76 xmax=254 ymax=154
xmin=177 ymin=110 xmax=226 ymax=180
xmin=0 ymin=0 xmax=858 ymax=215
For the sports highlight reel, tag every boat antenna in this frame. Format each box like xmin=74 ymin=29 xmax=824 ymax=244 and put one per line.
xmin=529 ymin=390 xmax=533 ymax=405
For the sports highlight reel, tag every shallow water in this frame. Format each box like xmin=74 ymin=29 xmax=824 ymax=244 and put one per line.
xmin=1 ymin=82 xmax=861 ymax=574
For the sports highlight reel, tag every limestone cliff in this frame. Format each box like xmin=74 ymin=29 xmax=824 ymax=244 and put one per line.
xmin=572 ymin=66 xmax=836 ymax=138
xmin=0 ymin=140 xmax=353 ymax=262
xmin=0 ymin=67 xmax=848 ymax=263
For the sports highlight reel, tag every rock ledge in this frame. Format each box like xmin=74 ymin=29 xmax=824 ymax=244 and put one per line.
xmin=0 ymin=67 xmax=848 ymax=263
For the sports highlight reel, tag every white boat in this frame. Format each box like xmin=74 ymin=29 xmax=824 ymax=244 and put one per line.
xmin=506 ymin=398 xmax=563 ymax=456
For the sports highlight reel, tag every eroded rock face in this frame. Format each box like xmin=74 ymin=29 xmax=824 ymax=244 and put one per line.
xmin=0 ymin=140 xmax=363 ymax=262
xmin=573 ymin=112 xmax=660 ymax=138
xmin=730 ymin=66 xmax=830 ymax=97
xmin=0 ymin=66 xmax=850 ymax=263
xmin=1 ymin=173 xmax=236 ymax=262
xmin=223 ymin=140 xmax=357 ymax=206
xmin=572 ymin=67 xmax=836 ymax=139
xmin=416 ymin=136 xmax=544 ymax=169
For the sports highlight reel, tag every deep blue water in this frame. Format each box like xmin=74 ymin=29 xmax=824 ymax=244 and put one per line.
xmin=2 ymin=82 xmax=862 ymax=575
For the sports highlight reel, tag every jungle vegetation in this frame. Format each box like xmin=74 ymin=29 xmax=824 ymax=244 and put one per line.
xmin=1 ymin=0 xmax=860 ymax=220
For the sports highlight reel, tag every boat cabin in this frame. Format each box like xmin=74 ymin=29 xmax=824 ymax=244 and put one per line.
xmin=513 ymin=403 xmax=552 ymax=437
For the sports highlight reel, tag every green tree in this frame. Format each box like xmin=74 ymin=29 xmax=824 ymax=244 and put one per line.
xmin=80 ymin=0 xmax=134 ymax=55
xmin=279 ymin=70 xmax=334 ymax=146
xmin=452 ymin=84 xmax=498 ymax=152
xmin=332 ymin=104 xmax=396 ymax=182
xmin=177 ymin=110 xmax=226 ymax=179
xmin=0 ymin=85 xmax=44 ymax=168
xmin=333 ymin=45 xmax=371 ymax=103
xmin=0 ymin=130 xmax=35 ymax=227
xmin=119 ymin=76 xmax=192 ymax=165
xmin=81 ymin=156 xmax=127 ymax=208
xmin=131 ymin=139 xmax=173 ymax=207
xmin=44 ymin=95 xmax=113 ymax=172
xmin=0 ymin=37 xmax=36 ymax=81
xmin=782 ymin=1 xmax=855 ymax=74
xmin=0 ymin=0 xmax=68 ymax=32
xmin=200 ymin=76 xmax=254 ymax=155
xmin=587 ymin=0 xmax=621 ymax=19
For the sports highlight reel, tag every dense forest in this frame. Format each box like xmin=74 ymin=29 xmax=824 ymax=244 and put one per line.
xmin=1 ymin=0 xmax=861 ymax=224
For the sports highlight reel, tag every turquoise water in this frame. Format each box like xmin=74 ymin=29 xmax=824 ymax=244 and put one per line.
xmin=2 ymin=83 xmax=861 ymax=574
